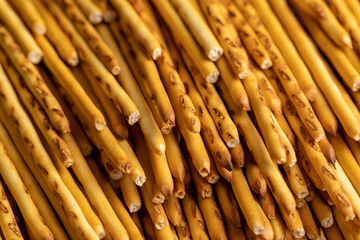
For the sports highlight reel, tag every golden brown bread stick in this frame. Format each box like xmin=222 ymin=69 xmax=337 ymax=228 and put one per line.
xmin=0 ymin=0 xmax=43 ymax=63
xmin=74 ymin=0 xmax=103 ymax=24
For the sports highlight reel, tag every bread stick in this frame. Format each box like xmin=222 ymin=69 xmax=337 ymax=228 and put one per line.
xmin=119 ymin=175 xmax=141 ymax=213
xmin=309 ymin=191 xmax=334 ymax=228
xmin=298 ymin=202 xmax=320 ymax=239
xmin=89 ymin=159 xmax=142 ymax=240
xmin=164 ymin=131 xmax=186 ymax=182
xmin=108 ymin=23 xmax=166 ymax=156
xmin=0 ymin=0 xmax=43 ymax=63
xmin=31 ymin=0 xmax=78 ymax=66
xmin=170 ymin=0 xmax=223 ymax=61
xmin=324 ymin=221 xmax=345 ymax=240
xmin=152 ymin=0 xmax=220 ymax=83
xmin=0 ymin=27 xmax=69 ymax=133
xmin=245 ymin=154 xmax=267 ymax=199
xmin=140 ymin=186 xmax=167 ymax=230
xmin=164 ymin=195 xmax=182 ymax=227
xmin=74 ymin=0 xmax=103 ymax=24
xmin=296 ymin=7 xmax=360 ymax=93
xmin=290 ymin=0 xmax=352 ymax=48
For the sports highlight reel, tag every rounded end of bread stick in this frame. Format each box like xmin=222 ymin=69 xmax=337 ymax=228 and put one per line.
xmin=152 ymin=47 xmax=162 ymax=60
xmin=155 ymin=221 xmax=165 ymax=230
xmin=261 ymin=59 xmax=272 ymax=69
xmin=206 ymin=71 xmax=220 ymax=83
xmin=68 ymin=52 xmax=79 ymax=66
xmin=127 ymin=112 xmax=140 ymax=125
xmin=161 ymin=125 xmax=172 ymax=134
xmin=291 ymin=229 xmax=305 ymax=238
xmin=110 ymin=170 xmax=123 ymax=180
xmin=104 ymin=10 xmax=117 ymax=23
xmin=98 ymin=231 xmax=106 ymax=239
xmin=321 ymin=217 xmax=333 ymax=228
xmin=352 ymin=80 xmax=360 ymax=91
xmin=344 ymin=36 xmax=353 ymax=49
xmin=208 ymin=47 xmax=223 ymax=61
xmin=62 ymin=157 xmax=74 ymax=168
xmin=297 ymin=191 xmax=309 ymax=199
xmin=227 ymin=139 xmax=239 ymax=148
xmin=28 ymin=50 xmax=43 ymax=64
xmin=135 ymin=176 xmax=146 ymax=187
xmin=111 ymin=65 xmax=121 ymax=75
xmin=152 ymin=194 xmax=165 ymax=204
xmin=238 ymin=71 xmax=248 ymax=79
xmin=34 ymin=25 xmax=46 ymax=35
xmin=345 ymin=214 xmax=355 ymax=221
xmin=296 ymin=199 xmax=305 ymax=208
xmin=286 ymin=158 xmax=297 ymax=168
xmin=207 ymin=175 xmax=219 ymax=184
xmin=89 ymin=12 xmax=103 ymax=24
xmin=95 ymin=120 xmax=106 ymax=131
xmin=129 ymin=203 xmax=141 ymax=213
xmin=253 ymin=226 xmax=265 ymax=235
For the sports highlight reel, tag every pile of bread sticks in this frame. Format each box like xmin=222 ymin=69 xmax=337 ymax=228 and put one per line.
xmin=0 ymin=0 xmax=360 ymax=239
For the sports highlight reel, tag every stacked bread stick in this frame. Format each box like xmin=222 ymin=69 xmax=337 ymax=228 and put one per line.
xmin=0 ymin=0 xmax=360 ymax=239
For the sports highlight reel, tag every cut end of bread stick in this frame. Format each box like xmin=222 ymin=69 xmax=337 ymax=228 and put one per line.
xmin=208 ymin=47 xmax=224 ymax=61
xmin=89 ymin=12 xmax=103 ymax=24
xmin=152 ymin=47 xmax=163 ymax=60
xmin=201 ymin=189 xmax=212 ymax=198
xmin=238 ymin=71 xmax=249 ymax=80
xmin=98 ymin=232 xmax=106 ymax=239
xmin=352 ymin=80 xmax=360 ymax=91
xmin=129 ymin=203 xmax=141 ymax=213
xmin=67 ymin=52 xmax=79 ymax=67
xmin=34 ymin=24 xmax=46 ymax=35
xmin=161 ymin=125 xmax=172 ymax=135
xmin=199 ymin=167 xmax=210 ymax=177
xmin=110 ymin=170 xmax=123 ymax=180
xmin=353 ymin=134 xmax=360 ymax=141
xmin=120 ymin=163 xmax=132 ymax=174
xmin=127 ymin=111 xmax=140 ymax=125
xmin=261 ymin=59 xmax=272 ymax=69
xmin=135 ymin=176 xmax=146 ymax=187
xmin=104 ymin=10 xmax=117 ymax=23
xmin=152 ymin=194 xmax=166 ymax=204
xmin=297 ymin=191 xmax=309 ymax=199
xmin=155 ymin=221 xmax=166 ymax=230
xmin=62 ymin=154 xmax=74 ymax=168
xmin=111 ymin=65 xmax=121 ymax=75
xmin=174 ymin=190 xmax=185 ymax=199
xmin=28 ymin=50 xmax=43 ymax=64
xmin=291 ymin=229 xmax=305 ymax=238
xmin=95 ymin=120 xmax=106 ymax=131
xmin=227 ymin=139 xmax=240 ymax=148
xmin=286 ymin=158 xmax=297 ymax=168
xmin=253 ymin=226 xmax=265 ymax=235
xmin=321 ymin=217 xmax=333 ymax=228
xmin=206 ymin=71 xmax=220 ymax=83
xmin=276 ymin=157 xmax=287 ymax=164
xmin=345 ymin=215 xmax=355 ymax=221
xmin=207 ymin=175 xmax=219 ymax=184
xmin=344 ymin=36 xmax=353 ymax=49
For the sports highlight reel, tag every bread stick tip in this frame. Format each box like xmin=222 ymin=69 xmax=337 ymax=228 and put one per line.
xmin=135 ymin=176 xmax=146 ymax=187
xmin=111 ymin=65 xmax=121 ymax=75
xmin=238 ymin=71 xmax=249 ymax=79
xmin=297 ymin=191 xmax=309 ymax=199
xmin=127 ymin=112 xmax=140 ymax=125
xmin=206 ymin=71 xmax=220 ymax=83
xmin=95 ymin=120 xmax=106 ymax=131
xmin=260 ymin=59 xmax=272 ymax=69
xmin=321 ymin=217 xmax=333 ymax=228
xmin=89 ymin=12 xmax=103 ymax=24
xmin=253 ymin=226 xmax=265 ymax=235
xmin=227 ymin=139 xmax=239 ymax=148
xmin=34 ymin=24 xmax=46 ymax=35
xmin=291 ymin=229 xmax=305 ymax=238
xmin=129 ymin=203 xmax=141 ymax=213
xmin=110 ymin=170 xmax=123 ymax=180
xmin=28 ymin=50 xmax=43 ymax=64
xmin=344 ymin=36 xmax=353 ymax=49
xmin=208 ymin=47 xmax=223 ymax=61
xmin=152 ymin=47 xmax=162 ymax=60
xmin=352 ymin=80 xmax=360 ymax=91
xmin=155 ymin=220 xmax=165 ymax=230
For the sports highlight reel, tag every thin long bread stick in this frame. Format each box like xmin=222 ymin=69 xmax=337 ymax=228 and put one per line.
xmin=119 ymin=175 xmax=141 ymax=212
xmin=0 ymin=26 xmax=69 ymax=133
xmin=0 ymin=64 xmax=98 ymax=239
xmin=0 ymin=142 xmax=54 ymax=240
xmin=10 ymin=0 xmax=46 ymax=34
xmin=289 ymin=0 xmax=353 ymax=48
xmin=0 ymin=179 xmax=23 ymax=240
xmin=170 ymin=0 xmax=223 ymax=61
xmin=151 ymin=0 xmax=220 ymax=83
xmin=31 ymin=0 xmax=79 ymax=66
xmin=73 ymin=0 xmax=103 ymax=24
xmin=0 ymin=0 xmax=43 ymax=64
xmin=46 ymin=1 xmax=140 ymax=125
xmin=0 ymin=50 xmax=73 ymax=168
